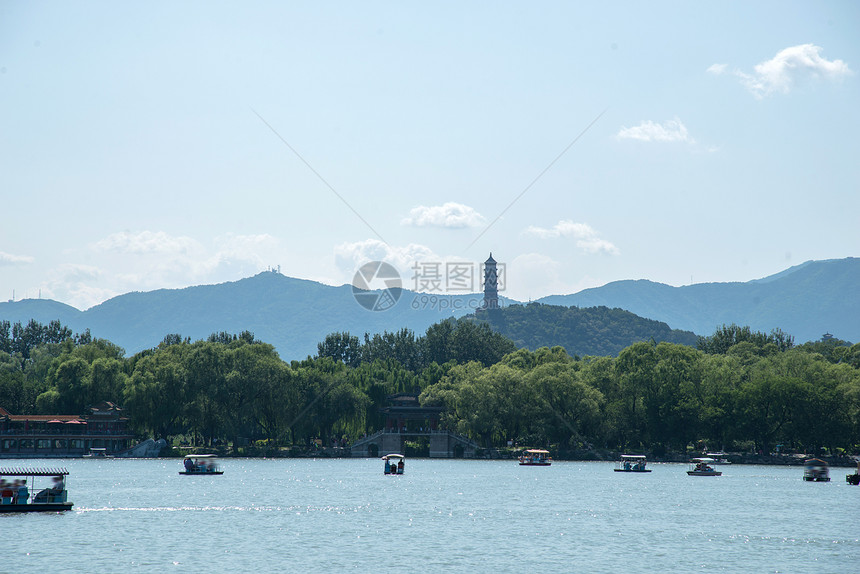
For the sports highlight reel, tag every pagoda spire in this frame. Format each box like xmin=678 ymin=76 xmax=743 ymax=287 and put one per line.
xmin=482 ymin=253 xmax=498 ymax=310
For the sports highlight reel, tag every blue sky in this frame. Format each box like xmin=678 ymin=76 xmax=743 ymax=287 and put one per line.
xmin=1 ymin=1 xmax=858 ymax=310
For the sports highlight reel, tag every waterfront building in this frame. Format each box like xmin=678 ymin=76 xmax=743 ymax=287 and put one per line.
xmin=0 ymin=402 xmax=135 ymax=457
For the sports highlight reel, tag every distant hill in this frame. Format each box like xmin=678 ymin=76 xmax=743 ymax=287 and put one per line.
xmin=0 ymin=272 xmax=488 ymax=360
xmin=474 ymin=303 xmax=698 ymax=357
xmin=1 ymin=257 xmax=855 ymax=359
xmin=537 ymin=258 xmax=859 ymax=344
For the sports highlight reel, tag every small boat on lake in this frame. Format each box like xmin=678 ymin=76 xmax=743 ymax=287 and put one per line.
xmin=687 ymin=457 xmax=722 ymax=476
xmin=383 ymin=454 xmax=405 ymax=475
xmin=519 ymin=449 xmax=552 ymax=466
xmin=83 ymin=447 xmax=112 ymax=458
xmin=846 ymin=461 xmax=860 ymax=485
xmin=0 ymin=467 xmax=73 ymax=513
xmin=614 ymin=454 xmax=651 ymax=473
xmin=179 ymin=454 xmax=224 ymax=475
xmin=705 ymin=452 xmax=731 ymax=465
xmin=802 ymin=458 xmax=830 ymax=482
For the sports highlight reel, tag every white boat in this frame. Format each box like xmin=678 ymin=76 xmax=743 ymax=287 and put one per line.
xmin=83 ymin=447 xmax=112 ymax=458
xmin=705 ymin=452 xmax=731 ymax=464
xmin=0 ymin=467 xmax=73 ymax=513
xmin=179 ymin=454 xmax=224 ymax=475
xmin=518 ymin=449 xmax=552 ymax=466
xmin=687 ymin=457 xmax=722 ymax=476
xmin=383 ymin=453 xmax=405 ymax=475
xmin=614 ymin=454 xmax=651 ymax=473
xmin=802 ymin=458 xmax=830 ymax=482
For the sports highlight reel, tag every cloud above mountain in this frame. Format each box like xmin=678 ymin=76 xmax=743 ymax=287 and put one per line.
xmin=0 ymin=251 xmax=34 ymax=266
xmin=523 ymin=220 xmax=620 ymax=255
xmin=95 ymin=230 xmax=200 ymax=255
xmin=334 ymin=238 xmax=437 ymax=283
xmin=401 ymin=202 xmax=486 ymax=228
xmin=33 ymin=230 xmax=287 ymax=309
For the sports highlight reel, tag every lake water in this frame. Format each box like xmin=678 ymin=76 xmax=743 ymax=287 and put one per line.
xmin=3 ymin=458 xmax=858 ymax=573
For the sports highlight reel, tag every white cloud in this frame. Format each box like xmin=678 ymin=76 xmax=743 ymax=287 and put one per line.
xmin=94 ymin=230 xmax=200 ymax=255
xmin=616 ymin=117 xmax=694 ymax=144
xmin=401 ymin=202 xmax=486 ymax=228
xmin=0 ymin=251 xmax=35 ymax=266
xmin=92 ymin=231 xmax=280 ymax=280
xmin=209 ymin=233 xmax=280 ymax=271
xmin=523 ymin=220 xmax=620 ymax=255
xmin=334 ymin=239 xmax=437 ymax=280
xmin=707 ymin=63 xmax=728 ymax=75
xmin=43 ymin=231 xmax=289 ymax=309
xmin=505 ymin=253 xmax=605 ymax=301
xmin=39 ymin=264 xmax=116 ymax=310
xmin=726 ymin=44 xmax=851 ymax=99
xmin=333 ymin=239 xmax=498 ymax=293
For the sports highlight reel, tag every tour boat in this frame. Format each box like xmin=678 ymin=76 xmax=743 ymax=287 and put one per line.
xmin=846 ymin=461 xmax=860 ymax=485
xmin=614 ymin=454 xmax=651 ymax=472
xmin=83 ymin=447 xmax=112 ymax=458
xmin=705 ymin=452 xmax=731 ymax=464
xmin=802 ymin=458 xmax=830 ymax=482
xmin=687 ymin=457 xmax=722 ymax=476
xmin=179 ymin=454 xmax=224 ymax=475
xmin=0 ymin=467 xmax=73 ymax=513
xmin=383 ymin=453 xmax=405 ymax=475
xmin=519 ymin=449 xmax=552 ymax=466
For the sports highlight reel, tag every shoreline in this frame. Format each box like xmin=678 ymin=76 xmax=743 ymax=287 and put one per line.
xmin=2 ymin=448 xmax=857 ymax=468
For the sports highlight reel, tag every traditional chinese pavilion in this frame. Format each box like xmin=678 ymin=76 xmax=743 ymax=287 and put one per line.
xmin=380 ymin=393 xmax=443 ymax=432
xmin=0 ymin=402 xmax=135 ymax=458
xmin=351 ymin=393 xmax=479 ymax=458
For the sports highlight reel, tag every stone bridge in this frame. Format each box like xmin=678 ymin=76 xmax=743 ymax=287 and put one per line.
xmin=350 ymin=429 xmax=480 ymax=458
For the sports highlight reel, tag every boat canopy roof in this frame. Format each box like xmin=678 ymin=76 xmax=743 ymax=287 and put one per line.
xmin=621 ymin=454 xmax=647 ymax=460
xmin=804 ymin=458 xmax=827 ymax=465
xmin=691 ymin=457 xmax=715 ymax=463
xmin=0 ymin=467 xmax=69 ymax=477
xmin=382 ymin=454 xmax=404 ymax=460
xmin=524 ymin=449 xmax=550 ymax=454
xmin=184 ymin=454 xmax=218 ymax=459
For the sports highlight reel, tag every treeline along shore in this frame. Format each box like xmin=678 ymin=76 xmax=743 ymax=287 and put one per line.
xmin=2 ymin=318 xmax=859 ymax=460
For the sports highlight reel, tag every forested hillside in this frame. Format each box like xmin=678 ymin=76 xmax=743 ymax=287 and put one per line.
xmin=2 ymin=318 xmax=859 ymax=457
xmin=473 ymin=303 xmax=698 ymax=356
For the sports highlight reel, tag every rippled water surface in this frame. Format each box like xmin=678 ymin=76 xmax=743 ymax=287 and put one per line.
xmin=4 ymin=458 xmax=858 ymax=573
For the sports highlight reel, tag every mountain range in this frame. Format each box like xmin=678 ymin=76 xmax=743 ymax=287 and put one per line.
xmin=0 ymin=258 xmax=855 ymax=360
xmin=537 ymin=258 xmax=858 ymax=345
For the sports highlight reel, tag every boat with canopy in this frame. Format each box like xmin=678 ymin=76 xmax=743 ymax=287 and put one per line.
xmin=687 ymin=457 xmax=722 ymax=476
xmin=83 ymin=447 xmax=112 ymax=458
xmin=383 ymin=453 xmax=405 ymax=475
xmin=846 ymin=461 xmax=859 ymax=485
xmin=518 ymin=449 xmax=552 ymax=466
xmin=0 ymin=467 xmax=73 ymax=513
xmin=802 ymin=458 xmax=830 ymax=482
xmin=705 ymin=452 xmax=731 ymax=464
xmin=614 ymin=454 xmax=652 ymax=472
xmin=179 ymin=454 xmax=224 ymax=475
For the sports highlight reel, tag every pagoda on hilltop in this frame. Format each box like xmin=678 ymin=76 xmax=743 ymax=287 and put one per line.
xmin=482 ymin=253 xmax=499 ymax=311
